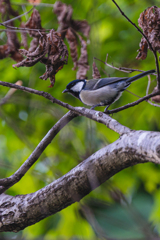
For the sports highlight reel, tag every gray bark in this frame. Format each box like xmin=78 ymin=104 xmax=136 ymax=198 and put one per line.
xmin=0 ymin=129 xmax=160 ymax=232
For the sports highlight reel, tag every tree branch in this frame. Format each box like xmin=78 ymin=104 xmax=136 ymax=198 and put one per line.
xmin=94 ymin=56 xmax=132 ymax=73
xmin=0 ymin=111 xmax=77 ymax=194
xmin=0 ymin=129 xmax=160 ymax=232
xmin=2 ymin=7 xmax=34 ymax=25
xmin=0 ymin=22 xmax=47 ymax=33
xmin=146 ymin=75 xmax=160 ymax=108
xmin=107 ymin=90 xmax=160 ymax=114
xmin=12 ymin=2 xmax=54 ymax=8
xmin=0 ymin=81 xmax=131 ymax=134
xmin=0 ymin=80 xmax=22 ymax=106
xmin=1 ymin=80 xmax=160 ymax=127
xmin=111 ymin=0 xmax=160 ymax=89
xmin=95 ymin=56 xmax=157 ymax=75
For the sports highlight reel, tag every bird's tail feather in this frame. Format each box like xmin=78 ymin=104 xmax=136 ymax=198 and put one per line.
xmin=127 ymin=69 xmax=156 ymax=83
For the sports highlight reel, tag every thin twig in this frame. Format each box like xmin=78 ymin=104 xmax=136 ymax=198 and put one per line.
xmin=120 ymin=67 xmax=142 ymax=73
xmin=94 ymin=56 xmax=132 ymax=73
xmin=146 ymin=75 xmax=160 ymax=108
xmin=0 ymin=80 xmax=159 ymax=129
xmin=2 ymin=7 xmax=34 ymax=25
xmin=0 ymin=22 xmax=47 ymax=33
xmin=125 ymin=89 xmax=141 ymax=99
xmin=111 ymin=0 xmax=160 ymax=89
xmin=147 ymin=99 xmax=160 ymax=108
xmin=0 ymin=24 xmax=68 ymax=34
xmin=100 ymin=67 xmax=110 ymax=77
xmin=95 ymin=56 xmax=157 ymax=75
xmin=12 ymin=2 xmax=54 ymax=8
xmin=146 ymin=75 xmax=151 ymax=96
xmin=0 ymin=28 xmax=28 ymax=33
xmin=111 ymin=0 xmax=153 ymax=51
xmin=0 ymin=78 xmax=158 ymax=116
xmin=0 ymin=80 xmax=131 ymax=134
xmin=0 ymin=80 xmax=22 ymax=106
xmin=107 ymin=90 xmax=160 ymax=114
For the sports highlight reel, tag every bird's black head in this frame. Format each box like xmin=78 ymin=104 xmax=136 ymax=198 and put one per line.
xmin=62 ymin=79 xmax=86 ymax=99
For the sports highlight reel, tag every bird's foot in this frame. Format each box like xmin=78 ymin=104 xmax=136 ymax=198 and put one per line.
xmin=103 ymin=109 xmax=111 ymax=115
xmin=104 ymin=105 xmax=112 ymax=115
xmin=104 ymin=105 xmax=109 ymax=112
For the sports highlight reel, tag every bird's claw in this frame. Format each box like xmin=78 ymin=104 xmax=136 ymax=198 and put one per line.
xmin=103 ymin=109 xmax=111 ymax=114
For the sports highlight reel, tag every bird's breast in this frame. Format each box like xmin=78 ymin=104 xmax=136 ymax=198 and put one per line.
xmin=79 ymin=85 xmax=119 ymax=106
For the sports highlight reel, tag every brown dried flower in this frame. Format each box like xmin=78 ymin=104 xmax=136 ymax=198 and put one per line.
xmin=13 ymin=30 xmax=68 ymax=87
xmin=137 ymin=6 xmax=160 ymax=60
xmin=54 ymin=1 xmax=90 ymax=78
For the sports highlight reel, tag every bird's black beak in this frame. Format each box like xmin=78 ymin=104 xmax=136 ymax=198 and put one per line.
xmin=62 ymin=89 xmax=69 ymax=93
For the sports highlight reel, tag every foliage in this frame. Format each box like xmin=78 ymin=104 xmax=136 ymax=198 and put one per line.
xmin=0 ymin=0 xmax=160 ymax=239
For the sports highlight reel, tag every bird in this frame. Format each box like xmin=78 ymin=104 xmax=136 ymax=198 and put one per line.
xmin=62 ymin=69 xmax=155 ymax=112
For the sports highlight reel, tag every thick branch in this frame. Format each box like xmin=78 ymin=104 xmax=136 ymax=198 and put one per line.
xmin=0 ymin=129 xmax=160 ymax=232
xmin=0 ymin=111 xmax=77 ymax=194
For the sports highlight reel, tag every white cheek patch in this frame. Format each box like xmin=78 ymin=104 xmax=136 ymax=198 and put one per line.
xmin=71 ymin=82 xmax=84 ymax=92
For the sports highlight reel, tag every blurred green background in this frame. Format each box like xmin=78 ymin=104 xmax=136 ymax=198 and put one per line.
xmin=0 ymin=0 xmax=160 ymax=239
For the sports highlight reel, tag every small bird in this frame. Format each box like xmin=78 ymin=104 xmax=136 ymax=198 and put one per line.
xmin=63 ymin=69 xmax=155 ymax=111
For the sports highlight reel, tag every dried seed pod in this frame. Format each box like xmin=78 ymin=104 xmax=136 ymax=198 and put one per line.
xmin=76 ymin=35 xmax=89 ymax=79
xmin=66 ymin=28 xmax=78 ymax=70
xmin=92 ymin=62 xmax=101 ymax=79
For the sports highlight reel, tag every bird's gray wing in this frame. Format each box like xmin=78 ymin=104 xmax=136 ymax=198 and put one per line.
xmin=85 ymin=77 xmax=128 ymax=90
xmin=84 ymin=79 xmax=99 ymax=90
